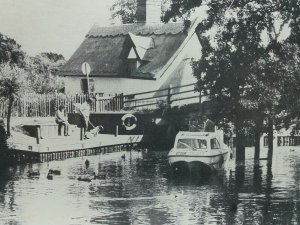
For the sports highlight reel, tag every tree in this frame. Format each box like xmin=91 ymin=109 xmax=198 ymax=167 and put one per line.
xmin=162 ymin=0 xmax=203 ymax=22
xmin=24 ymin=52 xmax=65 ymax=94
xmin=0 ymin=64 xmax=30 ymax=136
xmin=28 ymin=52 xmax=65 ymax=76
xmin=163 ymin=0 xmax=300 ymax=162
xmin=1 ymin=33 xmax=65 ymax=95
xmin=0 ymin=33 xmax=26 ymax=67
xmin=110 ymin=0 xmax=137 ymax=24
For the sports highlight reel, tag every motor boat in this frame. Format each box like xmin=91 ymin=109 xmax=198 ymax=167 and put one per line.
xmin=168 ymin=131 xmax=231 ymax=174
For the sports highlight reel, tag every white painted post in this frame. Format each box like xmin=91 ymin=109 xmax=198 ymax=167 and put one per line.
xmin=115 ymin=125 xmax=118 ymax=137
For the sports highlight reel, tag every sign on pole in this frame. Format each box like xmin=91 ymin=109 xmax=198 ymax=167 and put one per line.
xmin=81 ymin=62 xmax=91 ymax=76
xmin=81 ymin=62 xmax=91 ymax=95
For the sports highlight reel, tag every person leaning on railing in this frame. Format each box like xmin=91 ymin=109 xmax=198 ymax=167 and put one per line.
xmin=0 ymin=118 xmax=8 ymax=151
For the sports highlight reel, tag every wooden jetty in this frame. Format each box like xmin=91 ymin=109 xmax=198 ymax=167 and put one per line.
xmin=4 ymin=123 xmax=143 ymax=163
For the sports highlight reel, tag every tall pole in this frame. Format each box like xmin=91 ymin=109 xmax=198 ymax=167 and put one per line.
xmin=82 ymin=62 xmax=91 ymax=99
xmin=85 ymin=63 xmax=90 ymax=96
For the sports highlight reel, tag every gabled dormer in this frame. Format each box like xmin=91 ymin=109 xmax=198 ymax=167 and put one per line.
xmin=127 ymin=32 xmax=155 ymax=75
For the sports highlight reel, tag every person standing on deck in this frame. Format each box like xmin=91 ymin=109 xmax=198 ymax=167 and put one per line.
xmin=55 ymin=105 xmax=69 ymax=136
xmin=0 ymin=118 xmax=8 ymax=151
xmin=203 ymin=115 xmax=215 ymax=132
xmin=78 ymin=98 xmax=92 ymax=140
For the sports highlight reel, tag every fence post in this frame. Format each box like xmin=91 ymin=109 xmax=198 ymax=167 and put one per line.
xmin=167 ymin=84 xmax=172 ymax=107
xmin=115 ymin=94 xmax=118 ymax=111
xmin=120 ymin=93 xmax=124 ymax=110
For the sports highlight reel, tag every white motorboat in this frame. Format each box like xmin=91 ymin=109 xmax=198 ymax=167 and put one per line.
xmin=168 ymin=131 xmax=231 ymax=174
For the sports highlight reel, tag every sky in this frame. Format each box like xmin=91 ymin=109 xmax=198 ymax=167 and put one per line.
xmin=0 ymin=0 xmax=113 ymax=59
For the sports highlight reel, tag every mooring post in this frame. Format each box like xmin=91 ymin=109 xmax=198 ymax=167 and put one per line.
xmin=80 ymin=128 xmax=83 ymax=141
xmin=115 ymin=125 xmax=118 ymax=137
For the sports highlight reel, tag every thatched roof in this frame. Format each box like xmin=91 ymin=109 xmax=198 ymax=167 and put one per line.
xmin=60 ymin=22 xmax=188 ymax=79
xmin=87 ymin=23 xmax=185 ymax=37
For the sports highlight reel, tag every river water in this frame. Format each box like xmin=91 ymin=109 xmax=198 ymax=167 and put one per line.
xmin=0 ymin=147 xmax=300 ymax=225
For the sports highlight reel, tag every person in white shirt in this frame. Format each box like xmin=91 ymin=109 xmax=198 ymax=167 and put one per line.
xmin=55 ymin=105 xmax=69 ymax=136
xmin=77 ymin=98 xmax=92 ymax=140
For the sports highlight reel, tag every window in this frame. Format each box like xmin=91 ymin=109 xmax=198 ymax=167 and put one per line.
xmin=127 ymin=59 xmax=139 ymax=75
xmin=177 ymin=139 xmax=207 ymax=150
xmin=211 ymin=138 xmax=220 ymax=149
xmin=81 ymin=78 xmax=95 ymax=94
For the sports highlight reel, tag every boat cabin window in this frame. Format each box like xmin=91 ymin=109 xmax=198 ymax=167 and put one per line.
xmin=211 ymin=138 xmax=220 ymax=149
xmin=177 ymin=139 xmax=207 ymax=150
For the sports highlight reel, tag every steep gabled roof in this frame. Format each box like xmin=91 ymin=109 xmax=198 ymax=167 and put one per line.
xmin=60 ymin=22 xmax=188 ymax=79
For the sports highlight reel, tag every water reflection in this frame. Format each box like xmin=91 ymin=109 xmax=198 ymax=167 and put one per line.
xmin=0 ymin=148 xmax=300 ymax=224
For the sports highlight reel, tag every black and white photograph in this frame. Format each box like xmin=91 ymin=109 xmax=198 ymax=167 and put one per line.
xmin=0 ymin=0 xmax=300 ymax=224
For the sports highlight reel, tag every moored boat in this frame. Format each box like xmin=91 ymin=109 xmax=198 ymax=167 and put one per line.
xmin=168 ymin=131 xmax=231 ymax=175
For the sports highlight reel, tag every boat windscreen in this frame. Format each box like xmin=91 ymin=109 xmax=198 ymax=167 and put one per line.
xmin=177 ymin=139 xmax=207 ymax=150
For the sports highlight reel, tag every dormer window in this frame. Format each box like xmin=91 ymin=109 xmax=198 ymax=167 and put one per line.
xmin=128 ymin=59 xmax=138 ymax=74
xmin=127 ymin=47 xmax=139 ymax=74
xmin=129 ymin=32 xmax=154 ymax=60
xmin=126 ymin=32 xmax=155 ymax=75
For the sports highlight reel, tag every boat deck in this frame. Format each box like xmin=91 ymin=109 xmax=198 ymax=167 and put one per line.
xmin=2 ymin=117 xmax=144 ymax=163
xmin=9 ymin=128 xmax=143 ymax=153
xmin=5 ymin=130 xmax=143 ymax=163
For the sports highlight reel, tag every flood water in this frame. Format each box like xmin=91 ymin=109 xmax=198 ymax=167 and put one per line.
xmin=0 ymin=147 xmax=300 ymax=225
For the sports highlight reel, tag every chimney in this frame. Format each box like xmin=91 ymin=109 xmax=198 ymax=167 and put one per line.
xmin=136 ymin=0 xmax=162 ymax=23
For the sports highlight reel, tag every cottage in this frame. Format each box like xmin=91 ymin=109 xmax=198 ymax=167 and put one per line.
xmin=60 ymin=0 xmax=202 ymax=106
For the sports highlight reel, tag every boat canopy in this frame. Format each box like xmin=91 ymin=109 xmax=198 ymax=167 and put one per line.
xmin=174 ymin=131 xmax=223 ymax=150
xmin=176 ymin=131 xmax=220 ymax=139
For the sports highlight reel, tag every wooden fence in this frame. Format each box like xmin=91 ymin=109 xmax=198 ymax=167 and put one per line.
xmin=0 ymin=83 xmax=200 ymax=117
xmin=123 ymin=83 xmax=201 ymax=110
xmin=0 ymin=93 xmax=124 ymax=118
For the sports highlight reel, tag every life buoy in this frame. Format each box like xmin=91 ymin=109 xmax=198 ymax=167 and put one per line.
xmin=121 ymin=114 xmax=137 ymax=131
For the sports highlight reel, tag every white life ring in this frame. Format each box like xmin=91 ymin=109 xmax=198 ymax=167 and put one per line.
xmin=121 ymin=114 xmax=137 ymax=131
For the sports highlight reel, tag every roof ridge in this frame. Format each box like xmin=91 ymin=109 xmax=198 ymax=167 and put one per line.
xmin=92 ymin=21 xmax=184 ymax=29
xmin=87 ymin=22 xmax=186 ymax=38
xmin=87 ymin=32 xmax=183 ymax=38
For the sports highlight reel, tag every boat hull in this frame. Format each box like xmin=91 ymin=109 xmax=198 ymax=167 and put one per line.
xmin=168 ymin=151 xmax=230 ymax=171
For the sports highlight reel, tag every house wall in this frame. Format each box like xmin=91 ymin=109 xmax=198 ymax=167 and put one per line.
xmin=63 ymin=76 xmax=156 ymax=95
xmin=156 ymin=33 xmax=201 ymax=88
xmin=154 ymin=33 xmax=204 ymax=106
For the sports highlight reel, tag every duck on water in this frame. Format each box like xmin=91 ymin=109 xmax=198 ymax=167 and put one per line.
xmin=27 ymin=170 xmax=40 ymax=177
xmin=77 ymin=172 xmax=107 ymax=182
